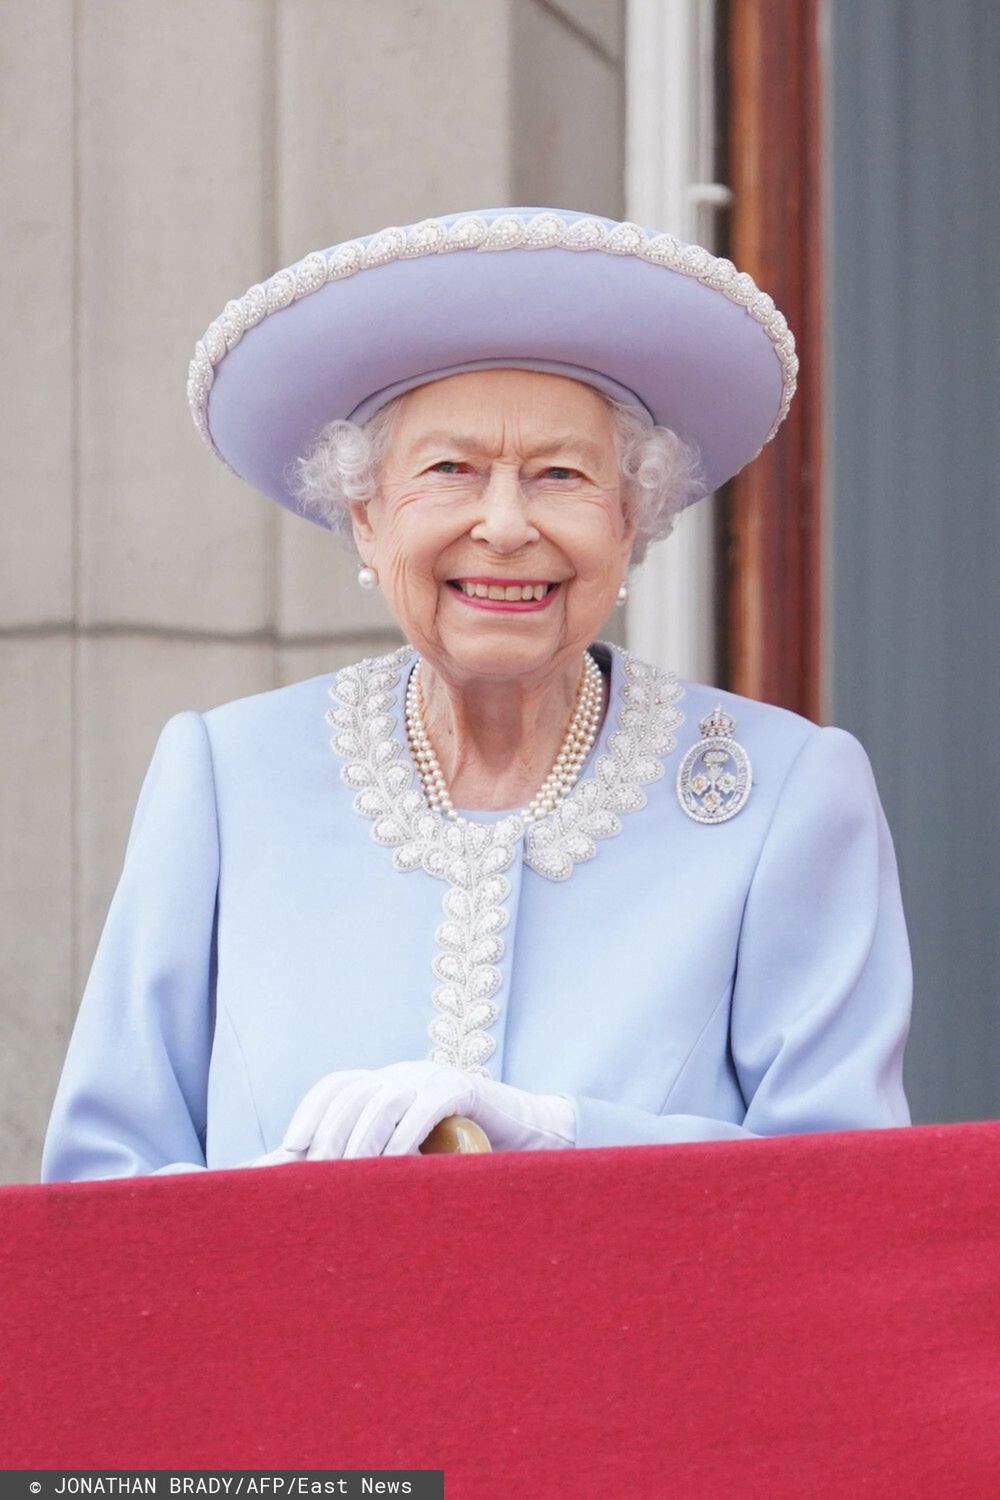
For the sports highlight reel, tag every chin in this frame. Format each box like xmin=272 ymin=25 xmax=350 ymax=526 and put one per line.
xmin=431 ymin=626 xmax=569 ymax=683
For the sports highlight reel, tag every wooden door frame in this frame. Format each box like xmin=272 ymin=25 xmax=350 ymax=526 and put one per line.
xmin=718 ymin=0 xmax=825 ymax=719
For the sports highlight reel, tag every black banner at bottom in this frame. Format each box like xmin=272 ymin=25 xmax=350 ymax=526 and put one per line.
xmin=0 ymin=1476 xmax=443 ymax=1500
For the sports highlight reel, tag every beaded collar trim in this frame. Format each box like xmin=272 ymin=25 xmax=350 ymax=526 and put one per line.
xmin=188 ymin=210 xmax=797 ymax=468
xmin=325 ymin=642 xmax=685 ymax=1075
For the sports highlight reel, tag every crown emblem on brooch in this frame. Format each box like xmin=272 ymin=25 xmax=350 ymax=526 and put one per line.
xmin=698 ymin=705 xmax=737 ymax=739
xmin=676 ymin=703 xmax=752 ymax=825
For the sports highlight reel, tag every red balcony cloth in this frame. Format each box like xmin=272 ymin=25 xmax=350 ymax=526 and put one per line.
xmin=3 ymin=1120 xmax=999 ymax=1496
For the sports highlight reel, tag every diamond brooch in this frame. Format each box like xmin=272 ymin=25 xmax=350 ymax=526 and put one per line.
xmin=676 ymin=705 xmax=752 ymax=825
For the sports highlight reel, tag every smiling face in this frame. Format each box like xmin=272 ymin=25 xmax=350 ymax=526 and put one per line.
xmin=349 ymin=369 xmax=635 ymax=688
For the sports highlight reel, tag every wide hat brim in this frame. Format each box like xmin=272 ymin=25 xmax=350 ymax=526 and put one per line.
xmin=188 ymin=207 xmax=798 ymax=520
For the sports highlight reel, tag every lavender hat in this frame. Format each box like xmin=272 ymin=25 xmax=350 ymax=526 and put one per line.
xmin=187 ymin=206 xmax=797 ymax=520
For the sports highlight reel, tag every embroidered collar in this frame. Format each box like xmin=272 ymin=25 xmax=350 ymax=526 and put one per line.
xmin=326 ymin=641 xmax=685 ymax=884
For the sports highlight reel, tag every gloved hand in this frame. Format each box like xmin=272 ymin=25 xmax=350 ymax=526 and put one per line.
xmin=233 ymin=1144 xmax=307 ymax=1169
xmin=280 ymin=1060 xmax=577 ymax=1160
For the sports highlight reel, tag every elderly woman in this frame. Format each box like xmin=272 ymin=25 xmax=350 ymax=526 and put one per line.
xmin=41 ymin=207 xmax=911 ymax=1181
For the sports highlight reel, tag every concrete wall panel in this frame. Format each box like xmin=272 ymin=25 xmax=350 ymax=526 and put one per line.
xmin=541 ymin=0 xmax=624 ymax=60
xmin=0 ymin=1 xmax=75 ymax=627
xmin=76 ymin=0 xmax=273 ymax=632
xmin=511 ymin=0 xmax=624 ymax=215
xmin=275 ymin=0 xmax=511 ymax=259
xmin=0 ymin=638 xmax=73 ymax=1184
xmin=278 ymin=635 xmax=406 ymax=690
xmin=275 ymin=509 xmax=398 ymax=639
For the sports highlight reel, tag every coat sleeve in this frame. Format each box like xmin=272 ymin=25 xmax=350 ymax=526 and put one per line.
xmin=40 ymin=711 xmax=221 ymax=1182
xmin=567 ymin=725 xmax=913 ymax=1149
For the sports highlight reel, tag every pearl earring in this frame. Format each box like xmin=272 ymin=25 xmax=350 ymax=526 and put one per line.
xmin=616 ymin=581 xmax=629 ymax=607
xmin=357 ymin=565 xmax=378 ymax=590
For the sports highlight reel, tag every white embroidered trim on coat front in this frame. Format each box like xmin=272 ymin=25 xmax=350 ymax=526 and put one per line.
xmin=188 ymin=211 xmax=797 ymax=464
xmin=523 ymin=656 xmax=684 ymax=880
xmin=326 ymin=646 xmax=519 ymax=1077
xmin=325 ymin=644 xmax=685 ymax=1076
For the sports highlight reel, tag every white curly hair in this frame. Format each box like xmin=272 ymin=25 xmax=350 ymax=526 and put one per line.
xmin=291 ymin=389 xmax=707 ymax=565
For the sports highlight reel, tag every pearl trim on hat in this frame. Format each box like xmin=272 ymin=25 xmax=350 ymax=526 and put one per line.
xmin=187 ymin=211 xmax=798 ymax=472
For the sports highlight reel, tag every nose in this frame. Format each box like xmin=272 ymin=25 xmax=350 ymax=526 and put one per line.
xmin=469 ymin=468 xmax=541 ymax=554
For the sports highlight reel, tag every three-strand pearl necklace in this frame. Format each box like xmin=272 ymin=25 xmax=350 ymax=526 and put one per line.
xmin=404 ymin=652 xmax=605 ymax=824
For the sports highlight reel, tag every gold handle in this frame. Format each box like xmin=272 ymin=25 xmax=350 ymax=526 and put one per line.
xmin=419 ymin=1114 xmax=492 ymax=1154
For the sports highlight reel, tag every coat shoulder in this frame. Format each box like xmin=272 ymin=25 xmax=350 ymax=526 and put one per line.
xmin=675 ymin=676 xmax=817 ymax=739
xmin=200 ymin=670 xmax=338 ymax=737
xmin=199 ymin=646 xmax=409 ymax=756
xmin=671 ymin=674 xmax=822 ymax=794
xmin=667 ymin=671 xmax=878 ymax=812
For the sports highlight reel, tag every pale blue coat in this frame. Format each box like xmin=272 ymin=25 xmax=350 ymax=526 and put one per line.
xmin=40 ymin=641 xmax=912 ymax=1181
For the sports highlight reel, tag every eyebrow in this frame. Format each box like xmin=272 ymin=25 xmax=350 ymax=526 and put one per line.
xmin=408 ymin=431 xmax=606 ymax=469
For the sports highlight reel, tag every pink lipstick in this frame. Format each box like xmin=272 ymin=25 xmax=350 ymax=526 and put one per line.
xmin=446 ymin=578 xmax=562 ymax=613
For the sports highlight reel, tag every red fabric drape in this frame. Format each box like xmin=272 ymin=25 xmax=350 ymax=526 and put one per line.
xmin=4 ymin=1122 xmax=999 ymax=1494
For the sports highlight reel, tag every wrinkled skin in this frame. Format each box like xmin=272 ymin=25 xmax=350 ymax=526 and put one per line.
xmin=350 ymin=368 xmax=634 ymax=812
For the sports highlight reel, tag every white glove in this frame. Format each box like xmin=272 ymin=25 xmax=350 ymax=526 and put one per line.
xmin=233 ymin=1145 xmax=307 ymax=1169
xmin=280 ymin=1060 xmax=577 ymax=1160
